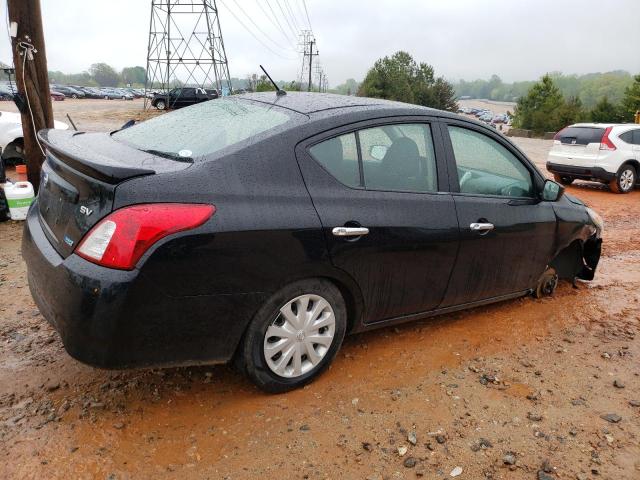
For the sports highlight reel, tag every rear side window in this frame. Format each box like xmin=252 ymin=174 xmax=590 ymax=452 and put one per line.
xmin=359 ymin=124 xmax=437 ymax=193
xmin=621 ymin=129 xmax=640 ymax=145
xmin=448 ymin=126 xmax=533 ymax=198
xmin=308 ymin=123 xmax=438 ymax=193
xmin=619 ymin=130 xmax=634 ymax=144
xmin=113 ymin=99 xmax=292 ymax=159
xmin=556 ymin=127 xmax=605 ymax=145
xmin=309 ymin=133 xmax=360 ymax=188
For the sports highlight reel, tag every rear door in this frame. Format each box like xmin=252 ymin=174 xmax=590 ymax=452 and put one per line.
xmin=296 ymin=118 xmax=459 ymax=324
xmin=440 ymin=122 xmax=558 ymax=306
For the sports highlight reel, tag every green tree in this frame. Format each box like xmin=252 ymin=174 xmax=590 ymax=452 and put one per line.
xmin=255 ymin=75 xmax=275 ymax=92
xmin=89 ymin=63 xmax=120 ymax=87
xmin=358 ymin=51 xmax=457 ymax=111
xmin=620 ymin=74 xmax=640 ymax=122
xmin=513 ymin=74 xmax=566 ymax=133
xmin=590 ymin=96 xmax=625 ymax=122
xmin=121 ymin=66 xmax=146 ymax=86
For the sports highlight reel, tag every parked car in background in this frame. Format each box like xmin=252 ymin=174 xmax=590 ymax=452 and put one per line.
xmin=23 ymin=92 xmax=602 ymax=392
xmin=0 ymin=84 xmax=15 ymax=100
xmin=151 ymin=87 xmax=218 ymax=110
xmin=72 ymin=86 xmax=103 ymax=99
xmin=98 ymin=88 xmax=128 ymax=100
xmin=0 ymin=110 xmax=68 ymax=165
xmin=51 ymin=85 xmax=85 ymax=99
xmin=50 ymin=90 xmax=65 ymax=101
xmin=547 ymin=123 xmax=640 ymax=193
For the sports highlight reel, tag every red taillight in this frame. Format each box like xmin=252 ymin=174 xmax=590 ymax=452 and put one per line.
xmin=76 ymin=203 xmax=215 ymax=270
xmin=599 ymin=127 xmax=617 ymax=151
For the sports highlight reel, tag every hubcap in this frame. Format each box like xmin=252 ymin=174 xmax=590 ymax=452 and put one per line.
xmin=620 ymin=169 xmax=634 ymax=191
xmin=263 ymin=294 xmax=336 ymax=378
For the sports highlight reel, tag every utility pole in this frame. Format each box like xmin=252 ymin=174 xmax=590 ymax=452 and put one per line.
xmin=307 ymin=40 xmax=314 ymax=92
xmin=7 ymin=0 xmax=53 ymax=191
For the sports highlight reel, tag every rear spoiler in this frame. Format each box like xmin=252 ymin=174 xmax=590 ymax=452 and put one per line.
xmin=38 ymin=129 xmax=155 ymax=184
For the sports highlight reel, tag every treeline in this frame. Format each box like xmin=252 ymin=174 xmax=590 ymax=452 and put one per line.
xmin=513 ymin=74 xmax=640 ymax=133
xmin=455 ymin=71 xmax=635 ymax=108
xmin=356 ymin=51 xmax=458 ymax=112
xmin=48 ymin=63 xmax=146 ymax=87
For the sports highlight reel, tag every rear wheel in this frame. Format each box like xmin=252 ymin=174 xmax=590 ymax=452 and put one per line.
xmin=155 ymin=100 xmax=166 ymax=110
xmin=238 ymin=279 xmax=347 ymax=393
xmin=553 ymin=174 xmax=574 ymax=186
xmin=609 ymin=164 xmax=636 ymax=194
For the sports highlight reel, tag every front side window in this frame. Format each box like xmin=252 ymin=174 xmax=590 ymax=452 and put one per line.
xmin=448 ymin=126 xmax=533 ymax=198
xmin=359 ymin=123 xmax=437 ymax=193
xmin=309 ymin=133 xmax=360 ymax=188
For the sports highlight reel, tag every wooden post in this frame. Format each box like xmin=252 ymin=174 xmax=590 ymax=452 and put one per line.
xmin=7 ymin=0 xmax=53 ymax=192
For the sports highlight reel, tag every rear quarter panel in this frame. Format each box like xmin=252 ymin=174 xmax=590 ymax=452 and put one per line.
xmin=112 ymin=137 xmax=337 ymax=298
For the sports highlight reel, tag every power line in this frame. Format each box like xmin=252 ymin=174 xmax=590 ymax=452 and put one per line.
xmin=255 ymin=0 xmax=298 ymax=49
xmin=274 ymin=0 xmax=298 ymax=39
xmin=229 ymin=0 xmax=296 ymax=52
xmin=302 ymin=0 xmax=313 ymax=32
xmin=283 ymin=0 xmax=302 ymax=32
xmin=218 ymin=0 xmax=297 ymax=60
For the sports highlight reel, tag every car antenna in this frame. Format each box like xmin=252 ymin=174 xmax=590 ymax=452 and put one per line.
xmin=260 ymin=65 xmax=286 ymax=96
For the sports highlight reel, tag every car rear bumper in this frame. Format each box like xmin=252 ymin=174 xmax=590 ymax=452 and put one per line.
xmin=546 ymin=162 xmax=616 ymax=182
xmin=22 ymin=204 xmax=266 ymax=369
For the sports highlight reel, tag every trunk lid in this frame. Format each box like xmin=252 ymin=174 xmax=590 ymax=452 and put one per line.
xmin=552 ymin=126 xmax=605 ymax=160
xmin=36 ymin=129 xmax=191 ymax=258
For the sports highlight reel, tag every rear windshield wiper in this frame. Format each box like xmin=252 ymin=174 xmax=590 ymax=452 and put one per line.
xmin=141 ymin=149 xmax=193 ymax=163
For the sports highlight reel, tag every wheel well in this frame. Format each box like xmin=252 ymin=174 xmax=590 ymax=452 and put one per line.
xmin=319 ymin=276 xmax=362 ymax=334
xmin=1 ymin=137 xmax=25 ymax=161
xmin=621 ymin=160 xmax=639 ymax=174
xmin=550 ymin=240 xmax=583 ymax=280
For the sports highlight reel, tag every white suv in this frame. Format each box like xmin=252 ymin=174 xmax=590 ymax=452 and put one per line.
xmin=546 ymin=123 xmax=640 ymax=193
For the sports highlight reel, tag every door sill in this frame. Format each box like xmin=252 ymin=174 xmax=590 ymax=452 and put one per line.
xmin=361 ymin=290 xmax=531 ymax=330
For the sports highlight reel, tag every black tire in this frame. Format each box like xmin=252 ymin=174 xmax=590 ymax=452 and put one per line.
xmin=238 ymin=278 xmax=347 ymax=393
xmin=553 ymin=174 xmax=574 ymax=186
xmin=155 ymin=100 xmax=166 ymax=110
xmin=104 ymin=95 xmax=109 ymax=100
xmin=71 ymin=94 xmax=78 ymax=99
xmin=609 ymin=164 xmax=636 ymax=194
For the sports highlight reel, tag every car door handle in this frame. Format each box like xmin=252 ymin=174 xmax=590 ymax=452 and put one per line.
xmin=470 ymin=222 xmax=495 ymax=232
xmin=332 ymin=227 xmax=370 ymax=237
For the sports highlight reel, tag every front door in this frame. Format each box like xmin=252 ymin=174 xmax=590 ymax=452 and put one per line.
xmin=439 ymin=122 xmax=558 ymax=307
xmin=297 ymin=120 xmax=459 ymax=323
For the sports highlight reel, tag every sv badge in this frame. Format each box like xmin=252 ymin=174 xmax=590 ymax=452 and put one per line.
xmin=79 ymin=206 xmax=94 ymax=216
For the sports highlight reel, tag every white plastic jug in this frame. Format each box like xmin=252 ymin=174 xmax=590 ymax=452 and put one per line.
xmin=4 ymin=181 xmax=35 ymax=221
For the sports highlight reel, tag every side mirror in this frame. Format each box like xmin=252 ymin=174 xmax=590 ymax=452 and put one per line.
xmin=369 ymin=145 xmax=388 ymax=161
xmin=542 ymin=179 xmax=564 ymax=202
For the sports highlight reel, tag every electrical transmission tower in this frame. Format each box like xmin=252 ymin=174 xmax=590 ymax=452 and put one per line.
xmin=145 ymin=0 xmax=231 ymax=108
xmin=298 ymin=30 xmax=318 ymax=92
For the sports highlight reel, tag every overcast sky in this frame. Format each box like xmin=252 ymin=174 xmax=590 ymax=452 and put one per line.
xmin=1 ymin=0 xmax=639 ymax=86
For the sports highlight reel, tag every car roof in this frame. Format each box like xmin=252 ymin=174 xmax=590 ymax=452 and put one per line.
xmin=569 ymin=123 xmax=638 ymax=128
xmin=235 ymin=91 xmax=440 ymax=116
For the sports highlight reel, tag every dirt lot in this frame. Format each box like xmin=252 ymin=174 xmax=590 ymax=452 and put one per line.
xmin=0 ymin=98 xmax=157 ymax=132
xmin=1 ymin=103 xmax=639 ymax=479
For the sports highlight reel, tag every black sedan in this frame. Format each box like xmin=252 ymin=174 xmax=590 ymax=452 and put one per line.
xmin=22 ymin=93 xmax=602 ymax=392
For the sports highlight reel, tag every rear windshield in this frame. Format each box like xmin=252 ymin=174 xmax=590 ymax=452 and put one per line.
xmin=556 ymin=127 xmax=604 ymax=145
xmin=113 ymin=99 xmax=292 ymax=159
